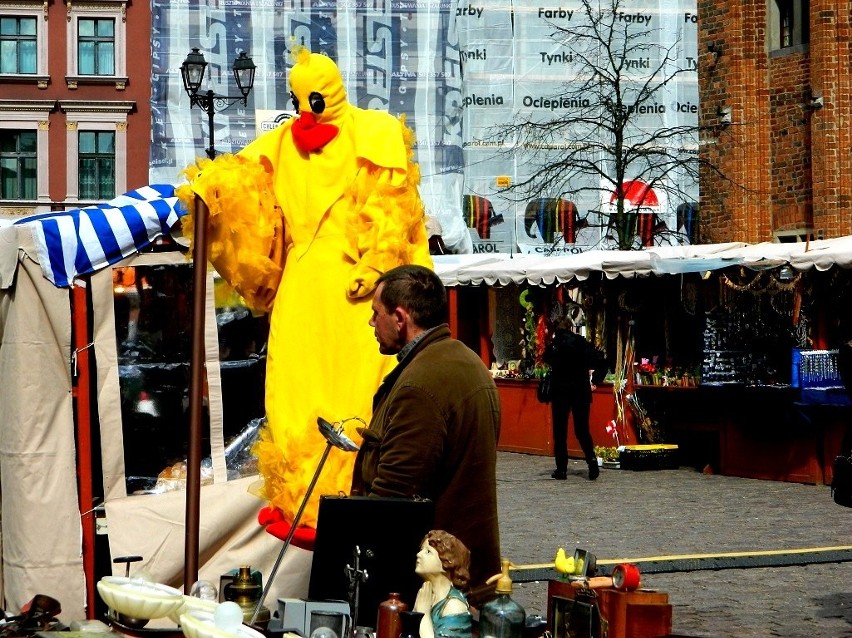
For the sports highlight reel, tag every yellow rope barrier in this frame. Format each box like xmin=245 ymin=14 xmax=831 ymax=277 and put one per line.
xmin=513 ymin=545 xmax=852 ymax=571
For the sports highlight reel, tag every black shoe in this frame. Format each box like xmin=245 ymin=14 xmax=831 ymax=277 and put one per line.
xmin=551 ymin=469 xmax=567 ymax=480
xmin=587 ymin=462 xmax=600 ymax=481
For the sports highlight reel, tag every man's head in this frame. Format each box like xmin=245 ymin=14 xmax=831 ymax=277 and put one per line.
xmin=369 ymin=265 xmax=447 ymax=355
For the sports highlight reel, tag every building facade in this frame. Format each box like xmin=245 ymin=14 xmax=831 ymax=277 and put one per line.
xmin=4 ymin=0 xmax=850 ymax=246
xmin=0 ymin=0 xmax=151 ymax=218
xmin=699 ymin=0 xmax=852 ymax=243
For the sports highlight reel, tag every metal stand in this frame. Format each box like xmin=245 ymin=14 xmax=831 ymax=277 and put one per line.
xmin=344 ymin=546 xmax=372 ymax=632
xmin=250 ymin=418 xmax=360 ymax=625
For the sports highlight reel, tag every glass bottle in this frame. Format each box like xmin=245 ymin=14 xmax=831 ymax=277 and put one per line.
xmin=377 ymin=592 xmax=409 ymax=638
xmin=479 ymin=560 xmax=525 ymax=638
xmin=397 ymin=611 xmax=423 ymax=638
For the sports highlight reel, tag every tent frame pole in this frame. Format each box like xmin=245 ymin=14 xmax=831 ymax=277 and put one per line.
xmin=72 ymin=281 xmax=97 ymax=618
xmin=185 ymin=196 xmax=210 ymax=591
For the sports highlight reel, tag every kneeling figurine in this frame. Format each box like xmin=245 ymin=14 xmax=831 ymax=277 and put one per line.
xmin=413 ymin=530 xmax=472 ymax=638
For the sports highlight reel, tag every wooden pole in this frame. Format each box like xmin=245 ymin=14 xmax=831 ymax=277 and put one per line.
xmin=184 ymin=196 xmax=210 ymax=592
xmin=72 ymin=282 xmax=97 ymax=617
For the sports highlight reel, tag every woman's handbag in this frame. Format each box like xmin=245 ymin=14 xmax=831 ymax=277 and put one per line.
xmin=537 ymin=370 xmax=553 ymax=403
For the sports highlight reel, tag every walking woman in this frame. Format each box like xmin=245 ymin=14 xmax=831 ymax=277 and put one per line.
xmin=543 ymin=309 xmax=607 ymax=480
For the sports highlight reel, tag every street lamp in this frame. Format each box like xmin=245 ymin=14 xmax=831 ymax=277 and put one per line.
xmin=181 ymin=47 xmax=256 ymax=158
xmin=179 ymin=46 xmax=255 ymax=593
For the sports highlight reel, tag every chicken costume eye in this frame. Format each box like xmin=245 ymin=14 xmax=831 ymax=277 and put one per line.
xmin=289 ymin=91 xmax=299 ymax=113
xmin=309 ymin=92 xmax=325 ymax=114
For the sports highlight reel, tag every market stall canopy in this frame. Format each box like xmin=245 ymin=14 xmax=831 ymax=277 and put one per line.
xmin=0 ymin=219 xmax=308 ymax=621
xmin=433 ymin=236 xmax=852 ymax=287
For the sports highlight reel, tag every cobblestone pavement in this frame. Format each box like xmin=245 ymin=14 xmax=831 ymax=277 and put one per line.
xmin=496 ymin=451 xmax=852 ymax=638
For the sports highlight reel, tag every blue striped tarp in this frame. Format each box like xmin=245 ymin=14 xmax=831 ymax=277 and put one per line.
xmin=15 ymin=185 xmax=187 ymax=288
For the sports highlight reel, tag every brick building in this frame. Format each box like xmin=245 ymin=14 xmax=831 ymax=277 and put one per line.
xmin=0 ymin=0 xmax=151 ymax=218
xmin=699 ymin=0 xmax=852 ymax=244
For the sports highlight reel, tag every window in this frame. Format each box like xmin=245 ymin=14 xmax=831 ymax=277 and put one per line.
xmin=0 ymin=17 xmax=37 ymax=74
xmin=0 ymin=130 xmax=37 ymax=199
xmin=65 ymin=0 xmax=127 ymax=89
xmin=77 ymin=18 xmax=114 ymax=76
xmin=78 ymin=130 xmax=115 ymax=199
xmin=0 ymin=3 xmax=48 ymax=85
xmin=61 ymin=100 xmax=132 ymax=202
xmin=769 ymin=0 xmax=810 ymax=51
xmin=0 ymin=100 xmax=52 ymax=206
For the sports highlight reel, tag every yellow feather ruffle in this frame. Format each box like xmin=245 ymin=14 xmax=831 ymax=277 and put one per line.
xmin=176 ymin=154 xmax=285 ymax=312
xmin=343 ymin=115 xmax=432 ymax=297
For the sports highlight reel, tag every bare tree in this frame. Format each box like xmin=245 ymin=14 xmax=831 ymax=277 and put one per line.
xmin=482 ymin=0 xmax=707 ymax=250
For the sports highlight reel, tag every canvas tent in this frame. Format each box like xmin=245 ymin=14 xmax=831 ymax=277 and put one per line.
xmin=0 ymin=223 xmax=310 ymax=622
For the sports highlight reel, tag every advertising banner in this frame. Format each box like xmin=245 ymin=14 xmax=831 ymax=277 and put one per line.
xmin=150 ymin=0 xmax=697 ymax=255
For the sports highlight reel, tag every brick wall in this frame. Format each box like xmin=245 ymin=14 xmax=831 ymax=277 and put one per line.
xmin=698 ymin=0 xmax=852 ymax=242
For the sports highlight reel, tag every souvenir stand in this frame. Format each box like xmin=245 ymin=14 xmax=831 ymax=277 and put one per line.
xmin=0 ymin=224 xmax=309 ymax=621
xmin=434 ymin=238 xmax=852 ymax=484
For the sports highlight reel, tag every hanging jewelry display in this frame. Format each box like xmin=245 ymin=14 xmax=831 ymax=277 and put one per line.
xmin=618 ymin=289 xmax=642 ymax=312
xmin=721 ymin=267 xmax=769 ymax=293
xmin=680 ymin=277 xmax=698 ymax=316
xmin=770 ymin=289 xmax=794 ymax=316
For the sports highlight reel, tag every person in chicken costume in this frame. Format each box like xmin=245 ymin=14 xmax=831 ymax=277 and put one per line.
xmin=177 ymin=46 xmax=432 ymax=549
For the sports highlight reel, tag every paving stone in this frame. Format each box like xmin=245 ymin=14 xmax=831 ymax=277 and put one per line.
xmin=496 ymin=451 xmax=851 ymax=637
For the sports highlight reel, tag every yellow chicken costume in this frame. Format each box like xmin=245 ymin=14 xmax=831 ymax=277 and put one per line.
xmin=177 ymin=47 xmax=432 ymax=547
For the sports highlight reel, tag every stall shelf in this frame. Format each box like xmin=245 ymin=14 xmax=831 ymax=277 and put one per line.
xmin=630 ymin=385 xmax=847 ymax=485
xmin=494 ymin=381 xmax=635 ymax=457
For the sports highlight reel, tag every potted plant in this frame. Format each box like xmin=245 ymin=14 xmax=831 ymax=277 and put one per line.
xmin=594 ymin=445 xmax=621 ymax=469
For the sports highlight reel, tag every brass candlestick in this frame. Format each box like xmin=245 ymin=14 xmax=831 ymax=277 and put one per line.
xmin=225 ymin=566 xmax=270 ymax=626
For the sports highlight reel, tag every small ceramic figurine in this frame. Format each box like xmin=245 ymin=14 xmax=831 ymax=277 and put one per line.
xmin=413 ymin=530 xmax=473 ymax=638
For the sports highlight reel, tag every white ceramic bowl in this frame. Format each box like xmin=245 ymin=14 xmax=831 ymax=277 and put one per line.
xmin=169 ymin=595 xmax=219 ymax=625
xmin=180 ymin=608 xmax=265 ymax=638
xmin=97 ymin=576 xmax=184 ymax=620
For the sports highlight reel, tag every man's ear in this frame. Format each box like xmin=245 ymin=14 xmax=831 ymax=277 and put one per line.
xmin=394 ymin=306 xmax=409 ymax=330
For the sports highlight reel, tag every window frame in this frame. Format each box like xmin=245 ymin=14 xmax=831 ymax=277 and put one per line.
xmin=76 ymin=16 xmax=116 ymax=76
xmin=0 ymin=2 xmax=49 ymax=87
xmin=768 ymin=0 xmax=810 ymax=52
xmin=64 ymin=0 xmax=128 ymax=89
xmin=60 ymin=100 xmax=133 ymax=203
xmin=0 ymin=129 xmax=37 ymax=200
xmin=78 ymin=129 xmax=116 ymax=200
xmin=0 ymin=100 xmax=53 ymax=206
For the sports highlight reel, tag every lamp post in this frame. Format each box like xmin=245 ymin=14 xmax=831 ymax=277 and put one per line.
xmin=179 ymin=47 xmax=255 ymax=593
xmin=181 ymin=47 xmax=256 ymax=158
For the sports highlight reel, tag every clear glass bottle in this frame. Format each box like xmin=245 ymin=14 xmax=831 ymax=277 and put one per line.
xmin=479 ymin=560 xmax=525 ymax=638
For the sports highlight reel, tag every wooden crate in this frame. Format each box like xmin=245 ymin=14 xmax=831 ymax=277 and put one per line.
xmin=547 ymin=580 xmax=672 ymax=638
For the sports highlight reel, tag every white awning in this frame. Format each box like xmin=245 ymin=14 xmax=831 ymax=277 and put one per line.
xmin=434 ymin=236 xmax=852 ymax=286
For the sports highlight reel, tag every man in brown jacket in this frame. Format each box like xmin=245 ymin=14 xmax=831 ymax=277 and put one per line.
xmin=351 ymin=264 xmax=501 ymax=604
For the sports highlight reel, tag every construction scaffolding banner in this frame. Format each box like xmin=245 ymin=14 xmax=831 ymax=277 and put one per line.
xmin=150 ymin=0 xmax=698 ymax=255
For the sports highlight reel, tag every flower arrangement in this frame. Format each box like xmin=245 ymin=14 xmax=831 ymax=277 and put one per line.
xmin=635 ymin=357 xmax=660 ymax=384
xmin=594 ymin=445 xmax=620 ymax=462
xmin=637 ymin=358 xmax=656 ymax=375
